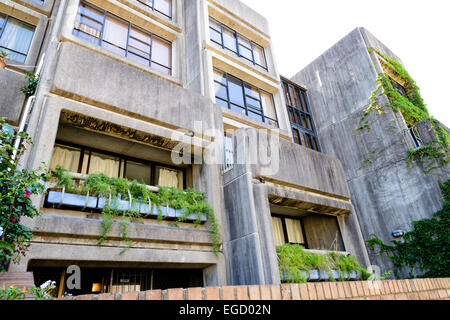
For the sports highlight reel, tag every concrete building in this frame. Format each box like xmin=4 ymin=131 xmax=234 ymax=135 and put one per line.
xmin=2 ymin=0 xmax=443 ymax=296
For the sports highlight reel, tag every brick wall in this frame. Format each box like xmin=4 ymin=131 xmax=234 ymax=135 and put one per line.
xmin=56 ymin=278 xmax=450 ymax=300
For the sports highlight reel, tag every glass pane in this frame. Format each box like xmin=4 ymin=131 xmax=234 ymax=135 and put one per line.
xmin=285 ymin=218 xmax=305 ymax=244
xmin=50 ymin=145 xmax=81 ymax=173
xmin=288 ymin=107 xmax=295 ymax=123
xmin=292 ymin=129 xmax=300 ymax=145
xmin=272 ymin=217 xmax=285 ymax=246
xmin=283 ymin=83 xmax=292 ymax=106
xmin=79 ymin=4 xmax=104 ymax=25
xmin=156 ymin=166 xmax=183 ymax=189
xmin=222 ymin=27 xmax=237 ymax=53
xmin=213 ymin=69 xmax=227 ymax=85
xmin=305 ymin=133 xmax=313 ymax=149
xmin=261 ymin=91 xmax=277 ymax=120
xmin=154 ymin=0 xmax=172 ymax=17
xmin=252 ymin=43 xmax=266 ymax=68
xmin=295 ymin=89 xmax=305 ymax=111
xmin=102 ymin=15 xmax=128 ymax=56
xmin=229 ymin=104 xmax=245 ymax=114
xmin=88 ymin=152 xmax=121 ymax=178
xmin=228 ymin=76 xmax=244 ymax=106
xmin=128 ymin=27 xmax=150 ymax=64
xmin=210 ymin=28 xmax=222 ymax=44
xmin=209 ymin=18 xmax=221 ymax=32
xmin=125 ymin=161 xmax=151 ymax=186
xmin=306 ymin=115 xmax=313 ymax=130
xmin=0 ymin=17 xmax=35 ymax=63
xmin=151 ymin=36 xmax=171 ymax=68
xmin=289 ymin=86 xmax=298 ymax=108
xmin=248 ymin=111 xmax=263 ymax=122
xmin=301 ymin=92 xmax=310 ymax=113
xmin=244 ymin=85 xmax=259 ymax=99
xmin=246 ymin=96 xmax=261 ymax=110
xmin=215 ymin=98 xmax=228 ymax=109
xmin=0 ymin=14 xmax=5 ymax=30
xmin=238 ymin=36 xmax=252 ymax=60
xmin=311 ymin=137 xmax=319 ymax=151
xmin=215 ymin=82 xmax=228 ymax=100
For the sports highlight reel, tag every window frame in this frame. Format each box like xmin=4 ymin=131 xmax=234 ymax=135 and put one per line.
xmin=272 ymin=214 xmax=309 ymax=248
xmin=0 ymin=14 xmax=35 ymax=63
xmin=214 ymin=68 xmax=279 ymax=127
xmin=53 ymin=140 xmax=186 ymax=189
xmin=283 ymin=81 xmax=321 ymax=152
xmin=136 ymin=0 xmax=173 ymax=20
xmin=73 ymin=1 xmax=172 ymax=75
xmin=209 ymin=17 xmax=268 ymax=71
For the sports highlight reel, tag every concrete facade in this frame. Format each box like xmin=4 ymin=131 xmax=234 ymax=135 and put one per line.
xmin=292 ymin=27 xmax=449 ymax=275
xmin=2 ymin=0 xmax=441 ymax=296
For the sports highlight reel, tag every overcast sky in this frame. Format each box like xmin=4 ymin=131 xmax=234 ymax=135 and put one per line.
xmin=241 ymin=0 xmax=450 ymax=127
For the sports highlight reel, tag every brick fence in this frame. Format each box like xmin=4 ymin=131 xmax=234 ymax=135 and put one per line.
xmin=55 ymin=278 xmax=450 ymax=301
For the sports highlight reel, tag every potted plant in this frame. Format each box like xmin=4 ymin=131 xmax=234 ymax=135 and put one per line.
xmin=0 ymin=51 xmax=8 ymax=69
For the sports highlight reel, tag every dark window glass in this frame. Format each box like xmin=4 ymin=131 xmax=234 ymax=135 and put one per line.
xmin=125 ymin=161 xmax=151 ymax=186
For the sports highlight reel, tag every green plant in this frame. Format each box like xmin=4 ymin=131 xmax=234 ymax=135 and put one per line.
xmin=1 ymin=117 xmax=50 ymax=272
xmin=21 ymin=71 xmax=40 ymax=97
xmin=0 ymin=281 xmax=56 ymax=300
xmin=367 ymin=179 xmax=450 ymax=279
xmin=276 ymin=244 xmax=370 ymax=283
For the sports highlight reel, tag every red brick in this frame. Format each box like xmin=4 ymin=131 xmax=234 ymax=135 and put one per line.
xmin=260 ymin=285 xmax=271 ymax=300
xmin=381 ymin=294 xmax=395 ymax=300
xmin=402 ymin=279 xmax=412 ymax=293
xmin=289 ymin=284 xmax=300 ymax=300
xmin=322 ymin=282 xmax=332 ymax=300
xmin=335 ymin=282 xmax=346 ymax=299
xmin=343 ymin=282 xmax=352 ymax=298
xmin=360 ymin=281 xmax=371 ymax=296
xmin=306 ymin=283 xmax=317 ymax=300
xmin=315 ymin=283 xmax=326 ymax=300
xmin=395 ymin=293 xmax=408 ymax=300
xmin=298 ymin=283 xmax=310 ymax=300
xmin=222 ymin=286 xmax=235 ymax=300
xmin=146 ymin=290 xmax=162 ymax=300
xmin=97 ymin=293 xmax=115 ymax=300
xmin=75 ymin=294 xmax=93 ymax=300
xmin=270 ymin=285 xmax=281 ymax=300
xmin=329 ymin=282 xmax=339 ymax=300
xmin=205 ymin=287 xmax=220 ymax=300
xmin=437 ymin=289 xmax=447 ymax=299
xmin=418 ymin=291 xmax=430 ymax=300
xmin=121 ymin=291 xmax=139 ymax=300
xmin=248 ymin=285 xmax=261 ymax=300
xmin=187 ymin=287 xmax=203 ymax=300
xmin=236 ymin=286 xmax=249 ymax=300
xmin=349 ymin=282 xmax=359 ymax=297
xmin=280 ymin=284 xmax=291 ymax=300
xmin=167 ymin=288 xmax=184 ymax=300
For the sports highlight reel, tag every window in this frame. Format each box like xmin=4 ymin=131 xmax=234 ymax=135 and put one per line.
xmin=214 ymin=69 xmax=278 ymax=127
xmin=136 ymin=0 xmax=172 ymax=19
xmin=73 ymin=1 xmax=172 ymax=75
xmin=282 ymin=80 xmax=321 ymax=152
xmin=209 ymin=17 xmax=267 ymax=70
xmin=50 ymin=142 xmax=185 ymax=189
xmin=0 ymin=14 xmax=35 ymax=63
xmin=271 ymin=215 xmax=307 ymax=247
xmin=32 ymin=0 xmax=45 ymax=5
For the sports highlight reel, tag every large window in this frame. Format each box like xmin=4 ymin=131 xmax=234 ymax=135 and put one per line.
xmin=73 ymin=1 xmax=172 ymax=75
xmin=282 ymin=80 xmax=321 ymax=152
xmin=0 ymin=14 xmax=35 ymax=63
xmin=136 ymin=0 xmax=172 ymax=19
xmin=214 ymin=69 xmax=278 ymax=127
xmin=209 ymin=17 xmax=267 ymax=70
xmin=272 ymin=215 xmax=307 ymax=247
xmin=49 ymin=142 xmax=185 ymax=189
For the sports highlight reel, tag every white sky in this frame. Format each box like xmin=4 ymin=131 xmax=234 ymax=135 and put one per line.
xmin=241 ymin=0 xmax=450 ymax=127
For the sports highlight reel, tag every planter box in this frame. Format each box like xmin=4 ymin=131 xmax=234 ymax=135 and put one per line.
xmin=281 ymin=269 xmax=359 ymax=282
xmin=46 ymin=190 xmax=97 ymax=209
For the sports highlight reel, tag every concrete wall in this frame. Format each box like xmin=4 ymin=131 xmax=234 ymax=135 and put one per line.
xmin=292 ymin=27 xmax=450 ymax=276
xmin=0 ymin=68 xmax=26 ymax=124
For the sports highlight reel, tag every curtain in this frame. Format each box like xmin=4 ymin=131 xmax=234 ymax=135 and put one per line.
xmin=157 ymin=167 xmax=182 ymax=189
xmin=50 ymin=146 xmax=81 ymax=173
xmin=102 ymin=15 xmax=128 ymax=56
xmin=271 ymin=217 xmax=285 ymax=247
xmin=285 ymin=218 xmax=305 ymax=244
xmin=88 ymin=153 xmax=120 ymax=178
xmin=0 ymin=17 xmax=34 ymax=63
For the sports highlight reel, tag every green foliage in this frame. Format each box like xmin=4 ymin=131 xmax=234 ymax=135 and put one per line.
xmin=52 ymin=168 xmax=221 ymax=255
xmin=21 ymin=71 xmax=40 ymax=97
xmin=0 ymin=50 xmax=8 ymax=60
xmin=367 ymin=179 xmax=450 ymax=279
xmin=276 ymin=244 xmax=371 ymax=283
xmin=1 ymin=117 xmax=50 ymax=272
xmin=358 ymin=49 xmax=449 ymax=173
xmin=0 ymin=283 xmax=56 ymax=300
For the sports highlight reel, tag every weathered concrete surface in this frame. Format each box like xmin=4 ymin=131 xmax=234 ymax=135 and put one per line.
xmin=0 ymin=68 xmax=26 ymax=124
xmin=292 ymin=27 xmax=450 ymax=275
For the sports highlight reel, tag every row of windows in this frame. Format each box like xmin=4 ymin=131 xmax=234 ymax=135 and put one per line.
xmin=209 ymin=17 xmax=267 ymax=70
xmin=136 ymin=0 xmax=172 ymax=19
xmin=283 ymin=81 xmax=321 ymax=152
xmin=73 ymin=1 xmax=172 ymax=75
xmin=214 ymin=68 xmax=278 ymax=128
xmin=50 ymin=142 xmax=185 ymax=190
xmin=0 ymin=14 xmax=35 ymax=63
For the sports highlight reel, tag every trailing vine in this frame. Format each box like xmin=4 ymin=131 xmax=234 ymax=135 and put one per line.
xmin=52 ymin=167 xmax=221 ymax=255
xmin=357 ymin=48 xmax=449 ymax=173
xmin=367 ymin=179 xmax=450 ymax=279
xmin=21 ymin=72 xmax=40 ymax=97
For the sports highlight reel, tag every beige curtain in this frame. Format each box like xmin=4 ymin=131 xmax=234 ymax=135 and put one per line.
xmin=271 ymin=217 xmax=285 ymax=246
xmin=50 ymin=146 xmax=80 ymax=172
xmin=285 ymin=218 xmax=305 ymax=244
xmin=89 ymin=153 xmax=120 ymax=178
xmin=157 ymin=167 xmax=181 ymax=189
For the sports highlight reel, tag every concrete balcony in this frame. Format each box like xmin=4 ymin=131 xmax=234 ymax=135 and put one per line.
xmin=0 ymin=67 xmax=26 ymax=125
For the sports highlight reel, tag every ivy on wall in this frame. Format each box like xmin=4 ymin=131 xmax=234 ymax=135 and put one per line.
xmin=367 ymin=179 xmax=450 ymax=279
xmin=357 ymin=48 xmax=449 ymax=173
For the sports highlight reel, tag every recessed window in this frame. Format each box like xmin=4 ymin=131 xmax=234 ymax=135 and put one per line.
xmin=73 ymin=1 xmax=172 ymax=75
xmin=272 ymin=215 xmax=307 ymax=247
xmin=50 ymin=142 xmax=185 ymax=189
xmin=209 ymin=17 xmax=268 ymax=70
xmin=282 ymin=80 xmax=321 ymax=152
xmin=136 ymin=0 xmax=172 ymax=19
xmin=32 ymin=0 xmax=45 ymax=5
xmin=0 ymin=14 xmax=35 ymax=63
xmin=214 ymin=69 xmax=278 ymax=127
